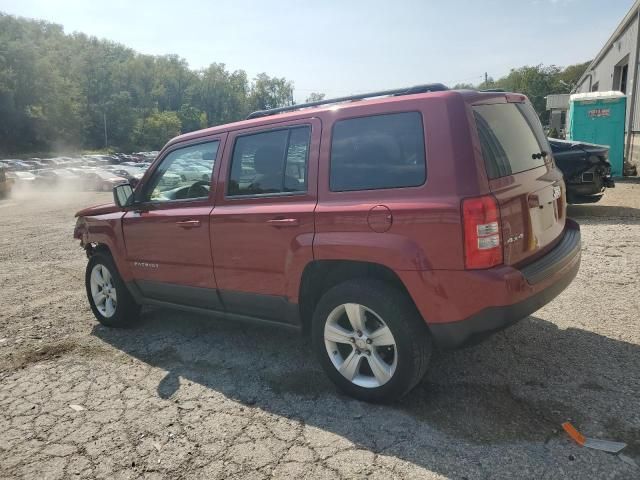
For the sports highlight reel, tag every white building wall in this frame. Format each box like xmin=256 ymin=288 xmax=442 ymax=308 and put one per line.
xmin=575 ymin=14 xmax=639 ymax=131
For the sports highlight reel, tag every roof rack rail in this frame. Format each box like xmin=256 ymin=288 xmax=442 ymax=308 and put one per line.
xmin=480 ymin=88 xmax=506 ymax=92
xmin=246 ymin=83 xmax=449 ymax=119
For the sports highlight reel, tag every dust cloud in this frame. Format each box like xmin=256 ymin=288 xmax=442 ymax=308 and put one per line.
xmin=1 ymin=182 xmax=111 ymax=213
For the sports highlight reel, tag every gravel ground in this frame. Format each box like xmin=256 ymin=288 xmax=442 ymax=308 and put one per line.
xmin=0 ymin=182 xmax=639 ymax=479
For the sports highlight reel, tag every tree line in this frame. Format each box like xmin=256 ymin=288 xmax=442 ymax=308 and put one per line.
xmin=0 ymin=13 xmax=298 ymax=154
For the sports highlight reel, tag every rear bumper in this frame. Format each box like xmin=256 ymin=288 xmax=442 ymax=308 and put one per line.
xmin=566 ymin=173 xmax=613 ymax=201
xmin=567 ymin=193 xmax=604 ymax=204
xmin=400 ymin=220 xmax=581 ymax=349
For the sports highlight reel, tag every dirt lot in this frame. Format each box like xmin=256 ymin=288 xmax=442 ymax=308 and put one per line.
xmin=1 ymin=182 xmax=639 ymax=479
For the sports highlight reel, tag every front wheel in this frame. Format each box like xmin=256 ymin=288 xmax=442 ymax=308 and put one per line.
xmin=312 ymin=279 xmax=432 ymax=402
xmin=85 ymin=253 xmax=140 ymax=327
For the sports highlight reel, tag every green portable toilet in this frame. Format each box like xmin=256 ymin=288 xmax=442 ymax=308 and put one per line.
xmin=567 ymin=91 xmax=626 ymax=177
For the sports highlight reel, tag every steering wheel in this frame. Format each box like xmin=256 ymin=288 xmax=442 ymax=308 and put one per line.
xmin=186 ymin=180 xmax=210 ymax=199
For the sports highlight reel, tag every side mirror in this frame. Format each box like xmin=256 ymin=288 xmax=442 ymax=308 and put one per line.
xmin=113 ymin=183 xmax=134 ymax=208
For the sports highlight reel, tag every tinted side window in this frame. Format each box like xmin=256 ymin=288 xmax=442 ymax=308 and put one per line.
xmin=330 ymin=112 xmax=426 ymax=192
xmin=228 ymin=126 xmax=310 ymax=196
xmin=473 ymin=103 xmax=547 ymax=179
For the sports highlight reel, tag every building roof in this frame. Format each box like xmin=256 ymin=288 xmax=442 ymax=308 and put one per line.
xmin=574 ymin=0 xmax=640 ymax=92
xmin=570 ymin=91 xmax=626 ymax=101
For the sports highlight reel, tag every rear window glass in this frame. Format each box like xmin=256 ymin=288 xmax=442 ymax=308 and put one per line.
xmin=330 ymin=112 xmax=426 ymax=191
xmin=473 ymin=103 xmax=548 ymax=179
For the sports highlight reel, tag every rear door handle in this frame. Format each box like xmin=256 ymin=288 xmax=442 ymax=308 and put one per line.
xmin=176 ymin=219 xmax=201 ymax=228
xmin=267 ymin=218 xmax=299 ymax=227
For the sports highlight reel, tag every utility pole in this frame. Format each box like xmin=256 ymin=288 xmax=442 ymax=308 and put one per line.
xmin=484 ymin=72 xmax=488 ymax=87
xmin=103 ymin=112 xmax=108 ymax=149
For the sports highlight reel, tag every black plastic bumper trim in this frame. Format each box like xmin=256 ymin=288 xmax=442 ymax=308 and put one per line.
xmin=521 ymin=220 xmax=581 ymax=284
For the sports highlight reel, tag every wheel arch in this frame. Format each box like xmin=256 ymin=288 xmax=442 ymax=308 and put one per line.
xmin=85 ymin=242 xmax=113 ymax=259
xmin=298 ymin=260 xmax=421 ymax=335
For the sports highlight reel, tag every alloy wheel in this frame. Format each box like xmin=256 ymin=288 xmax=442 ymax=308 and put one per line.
xmin=89 ymin=263 xmax=118 ymax=318
xmin=324 ymin=303 xmax=398 ymax=388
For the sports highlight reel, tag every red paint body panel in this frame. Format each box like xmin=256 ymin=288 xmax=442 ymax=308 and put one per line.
xmin=74 ymin=211 xmax=132 ymax=281
xmin=397 ymin=226 xmax=580 ymax=324
xmin=122 ymin=204 xmax=216 ymax=289
xmin=75 ymin=202 xmax=121 ymax=217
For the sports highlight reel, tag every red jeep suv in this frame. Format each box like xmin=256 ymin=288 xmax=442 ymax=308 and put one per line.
xmin=74 ymin=84 xmax=581 ymax=402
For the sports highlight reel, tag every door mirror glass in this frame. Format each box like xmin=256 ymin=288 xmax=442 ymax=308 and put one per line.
xmin=113 ymin=183 xmax=134 ymax=208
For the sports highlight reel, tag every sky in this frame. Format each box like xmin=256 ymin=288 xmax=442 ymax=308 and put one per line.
xmin=0 ymin=0 xmax=636 ymax=100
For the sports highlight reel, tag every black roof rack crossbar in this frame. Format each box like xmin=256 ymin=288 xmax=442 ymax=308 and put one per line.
xmin=246 ymin=83 xmax=449 ymax=119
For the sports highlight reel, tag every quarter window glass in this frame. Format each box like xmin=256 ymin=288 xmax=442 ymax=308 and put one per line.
xmin=330 ymin=112 xmax=426 ymax=192
xmin=284 ymin=127 xmax=309 ymax=192
xmin=144 ymin=141 xmax=219 ymax=202
xmin=228 ymin=126 xmax=310 ymax=196
xmin=473 ymin=103 xmax=547 ymax=179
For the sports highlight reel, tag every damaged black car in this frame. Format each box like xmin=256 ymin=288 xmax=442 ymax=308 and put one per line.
xmin=549 ymin=138 xmax=615 ymax=204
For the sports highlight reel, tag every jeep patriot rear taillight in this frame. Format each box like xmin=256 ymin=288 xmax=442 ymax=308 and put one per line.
xmin=462 ymin=195 xmax=503 ymax=269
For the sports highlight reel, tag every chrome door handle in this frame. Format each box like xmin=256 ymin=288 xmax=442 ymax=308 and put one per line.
xmin=176 ymin=219 xmax=201 ymax=228
xmin=267 ymin=218 xmax=299 ymax=227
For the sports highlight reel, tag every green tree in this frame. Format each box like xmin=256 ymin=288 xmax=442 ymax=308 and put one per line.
xmin=558 ymin=61 xmax=591 ymax=91
xmin=177 ymin=104 xmax=206 ymax=133
xmin=452 ymin=83 xmax=476 ymax=90
xmin=195 ymin=63 xmax=249 ymax=126
xmin=104 ymin=91 xmax=137 ymax=150
xmin=477 ymin=76 xmax=496 ymax=90
xmin=305 ymin=92 xmax=325 ymax=103
xmin=494 ymin=65 xmax=564 ymax=122
xmin=135 ymin=110 xmax=182 ymax=150
xmin=248 ymin=73 xmax=294 ymax=112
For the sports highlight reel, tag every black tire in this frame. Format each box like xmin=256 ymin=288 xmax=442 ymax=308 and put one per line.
xmin=312 ymin=278 xmax=432 ymax=403
xmin=85 ymin=252 xmax=140 ymax=327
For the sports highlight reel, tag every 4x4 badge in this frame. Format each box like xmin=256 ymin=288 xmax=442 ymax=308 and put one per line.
xmin=505 ymin=233 xmax=524 ymax=244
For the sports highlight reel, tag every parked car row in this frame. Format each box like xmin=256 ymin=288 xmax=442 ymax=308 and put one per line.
xmin=0 ymin=152 xmax=159 ymax=193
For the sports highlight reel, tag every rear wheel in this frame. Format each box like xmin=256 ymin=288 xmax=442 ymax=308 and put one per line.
xmin=312 ymin=279 xmax=432 ymax=402
xmin=85 ymin=253 xmax=140 ymax=327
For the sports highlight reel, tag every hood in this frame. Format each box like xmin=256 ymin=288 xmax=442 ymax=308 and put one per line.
xmin=75 ymin=202 xmax=121 ymax=217
xmin=548 ymin=138 xmax=610 ymax=156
